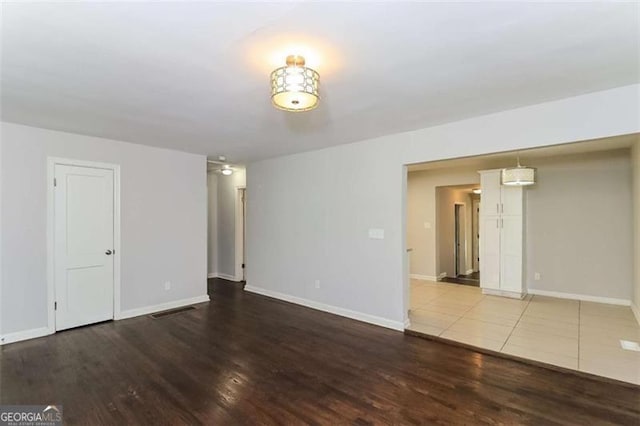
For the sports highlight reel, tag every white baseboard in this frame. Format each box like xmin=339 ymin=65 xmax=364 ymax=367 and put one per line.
xmin=244 ymin=285 xmax=405 ymax=331
xmin=116 ymin=295 xmax=210 ymax=320
xmin=437 ymin=272 xmax=447 ymax=281
xmin=410 ymin=274 xmax=437 ymax=282
xmin=0 ymin=326 xmax=52 ymax=346
xmin=482 ymin=288 xmax=526 ymax=299
xmin=1 ymin=296 xmax=210 ymax=345
xmin=404 ymin=317 xmax=411 ymax=329
xmin=208 ymin=272 xmax=242 ymax=282
xmin=631 ymin=303 xmax=640 ymax=326
xmin=217 ymin=273 xmax=240 ymax=281
xmin=527 ymin=289 xmax=631 ymax=306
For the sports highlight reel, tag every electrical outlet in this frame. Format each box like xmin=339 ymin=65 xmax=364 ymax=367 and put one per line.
xmin=314 ymin=280 xmax=320 ymax=289
xmin=534 ymin=273 xmax=541 ymax=281
xmin=164 ymin=281 xmax=171 ymax=291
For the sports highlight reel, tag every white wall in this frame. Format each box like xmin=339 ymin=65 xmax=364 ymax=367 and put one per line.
xmin=216 ymin=168 xmax=246 ymax=279
xmin=247 ymin=84 xmax=640 ymax=330
xmin=632 ymin=141 xmax=640 ymax=321
xmin=525 ymin=150 xmax=632 ymax=300
xmin=0 ymin=122 xmax=208 ymax=339
xmin=207 ymin=172 xmax=218 ymax=276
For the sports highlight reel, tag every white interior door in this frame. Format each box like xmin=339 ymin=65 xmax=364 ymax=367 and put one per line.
xmin=54 ymin=164 xmax=114 ymax=331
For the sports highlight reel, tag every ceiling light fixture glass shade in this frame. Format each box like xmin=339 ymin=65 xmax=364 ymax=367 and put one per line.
xmin=502 ymin=157 xmax=536 ymax=186
xmin=271 ymin=55 xmax=319 ymax=112
xmin=221 ymin=165 xmax=233 ymax=176
xmin=472 ymin=188 xmax=482 ymax=194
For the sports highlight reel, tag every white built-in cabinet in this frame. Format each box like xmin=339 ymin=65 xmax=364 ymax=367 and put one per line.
xmin=478 ymin=169 xmax=525 ymax=298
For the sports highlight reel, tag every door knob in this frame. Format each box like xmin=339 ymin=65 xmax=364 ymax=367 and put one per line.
xmin=105 ymin=250 xmax=113 ymax=255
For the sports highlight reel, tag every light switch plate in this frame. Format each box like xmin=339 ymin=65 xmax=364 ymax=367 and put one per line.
xmin=368 ymin=228 xmax=385 ymax=239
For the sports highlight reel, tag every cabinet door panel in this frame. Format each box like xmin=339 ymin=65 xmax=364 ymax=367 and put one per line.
xmin=480 ymin=215 xmax=500 ymax=290
xmin=480 ymin=171 xmax=501 ymax=216
xmin=501 ymin=185 xmax=523 ymax=216
xmin=500 ymin=215 xmax=523 ymax=292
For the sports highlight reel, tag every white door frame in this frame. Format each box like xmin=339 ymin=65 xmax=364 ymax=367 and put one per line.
xmin=46 ymin=157 xmax=121 ymax=333
xmin=472 ymin=197 xmax=481 ymax=272
xmin=401 ymin=165 xmax=409 ymax=327
xmin=453 ymin=201 xmax=467 ymax=277
xmin=0 ymin=141 xmax=3 ymax=341
xmin=234 ymin=186 xmax=246 ymax=281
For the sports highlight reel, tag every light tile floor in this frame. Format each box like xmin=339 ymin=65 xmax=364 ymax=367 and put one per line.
xmin=407 ymin=279 xmax=640 ymax=385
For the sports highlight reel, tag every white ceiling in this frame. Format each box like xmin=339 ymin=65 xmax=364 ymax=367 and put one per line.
xmin=2 ymin=2 xmax=638 ymax=163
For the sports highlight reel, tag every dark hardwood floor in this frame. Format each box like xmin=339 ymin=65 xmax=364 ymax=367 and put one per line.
xmin=1 ymin=278 xmax=638 ymax=425
xmin=441 ymin=271 xmax=480 ymax=287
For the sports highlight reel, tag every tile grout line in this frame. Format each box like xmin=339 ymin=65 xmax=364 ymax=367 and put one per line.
xmin=418 ymin=287 xmax=634 ymax=382
xmin=414 ymin=284 xmax=639 ymax=383
xmin=408 ymin=281 xmax=458 ymax=332
xmin=409 ymin=280 xmax=451 ymax=310
xmin=438 ymin=291 xmax=487 ymax=337
xmin=410 ymin=283 xmax=484 ymax=337
xmin=498 ymin=294 xmax=534 ymax=352
xmin=418 ymin=284 xmax=456 ymax=311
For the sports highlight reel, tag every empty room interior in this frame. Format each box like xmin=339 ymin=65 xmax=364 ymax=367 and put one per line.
xmin=1 ymin=2 xmax=639 ymax=425
xmin=406 ymin=135 xmax=640 ymax=384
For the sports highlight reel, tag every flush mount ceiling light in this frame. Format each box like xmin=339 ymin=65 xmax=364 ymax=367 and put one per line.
xmin=472 ymin=188 xmax=482 ymax=194
xmin=271 ymin=55 xmax=319 ymax=112
xmin=502 ymin=156 xmax=536 ymax=186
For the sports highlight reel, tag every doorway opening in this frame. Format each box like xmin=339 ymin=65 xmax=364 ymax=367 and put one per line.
xmin=205 ymin=163 xmax=247 ymax=284
xmin=235 ymin=187 xmax=246 ymax=282
xmin=435 ymin=184 xmax=481 ymax=287
xmin=403 ymin=133 xmax=640 ymax=385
